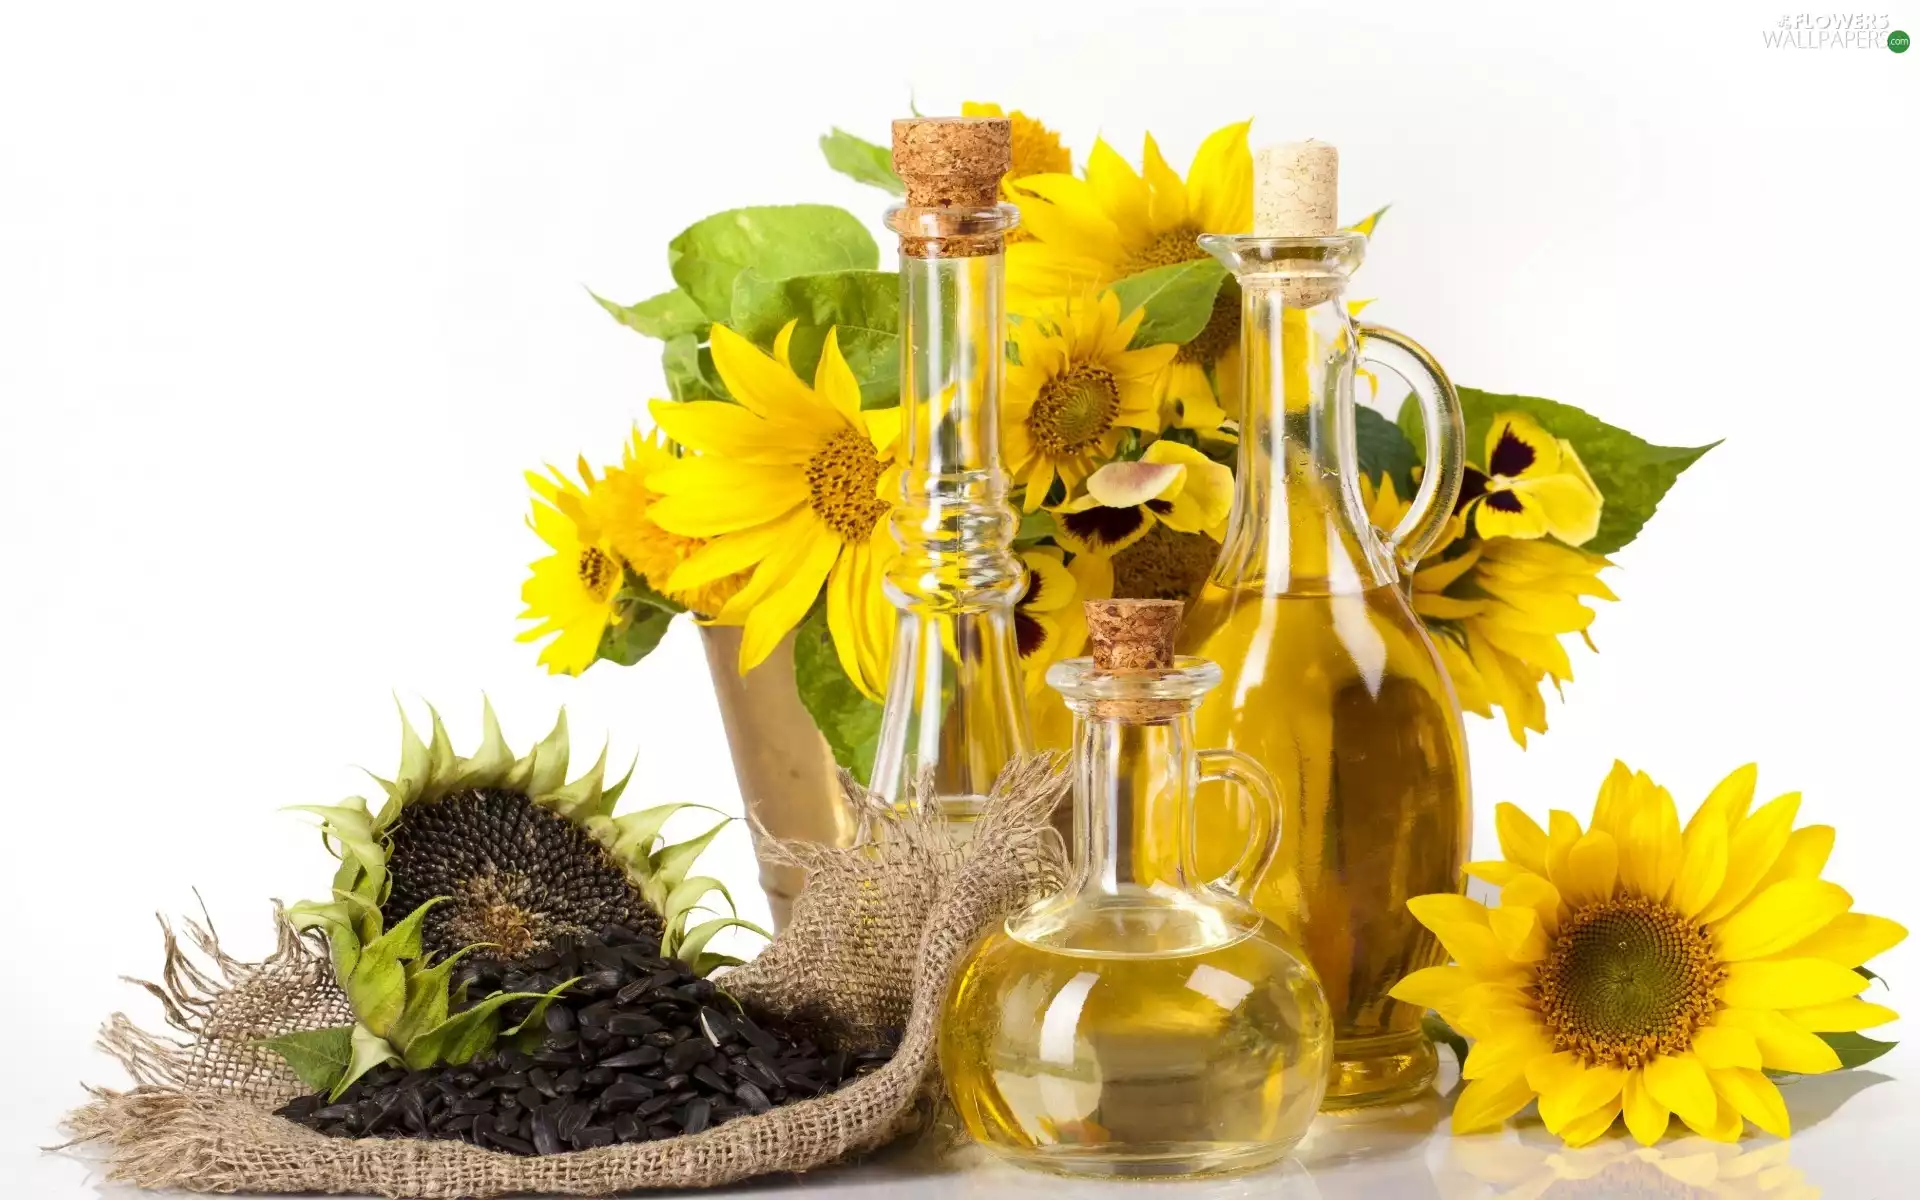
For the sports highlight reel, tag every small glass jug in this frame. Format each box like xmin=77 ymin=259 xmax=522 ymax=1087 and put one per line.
xmin=940 ymin=599 xmax=1331 ymax=1179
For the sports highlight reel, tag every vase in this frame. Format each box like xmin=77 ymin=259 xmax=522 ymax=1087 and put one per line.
xmin=698 ymin=624 xmax=857 ymax=930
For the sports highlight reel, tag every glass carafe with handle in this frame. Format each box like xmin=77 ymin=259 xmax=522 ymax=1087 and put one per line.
xmin=941 ymin=599 xmax=1331 ymax=1179
xmin=1169 ymin=141 xmax=1471 ymax=1109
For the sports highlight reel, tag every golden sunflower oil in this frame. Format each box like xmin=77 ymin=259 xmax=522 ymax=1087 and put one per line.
xmin=1175 ymin=580 xmax=1469 ymax=1107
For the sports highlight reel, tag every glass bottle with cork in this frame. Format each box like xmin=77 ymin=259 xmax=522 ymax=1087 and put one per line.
xmin=868 ymin=118 xmax=1032 ymax=820
xmin=941 ymin=598 xmax=1331 ymax=1178
xmin=1169 ymin=140 xmax=1473 ymax=1108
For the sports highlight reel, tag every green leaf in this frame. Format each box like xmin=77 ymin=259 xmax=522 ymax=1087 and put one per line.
xmin=1421 ymin=1010 xmax=1470 ymax=1066
xmin=1818 ymin=1031 xmax=1897 ymax=1070
xmin=596 ymin=603 xmax=677 ymax=668
xmin=1108 ymin=259 xmax=1228 ymax=350
xmin=1356 ymin=405 xmax=1419 ymax=500
xmin=331 ymin=1023 xmax=402 ymax=1101
xmin=819 ymin=128 xmax=904 ymax=195
xmin=347 ymin=899 xmax=442 ymax=1036
xmin=609 ymin=801 xmax=729 ymax=863
xmin=1400 ymin=388 xmax=1717 ymax=556
xmin=409 ymin=981 xmax=575 ymax=1068
xmin=388 ymin=947 xmax=480 ymax=1062
xmin=256 ymin=1025 xmax=354 ymax=1094
xmin=729 ymin=269 xmax=900 ymax=408
xmin=1015 ymin=509 xmax=1058 ymax=546
xmin=662 ymin=335 xmax=730 ymax=402
xmin=592 ymin=286 xmax=709 ymax=342
xmin=650 ymin=820 xmax=729 ymax=895
xmin=669 ymin=205 xmax=878 ymax=323
xmin=790 ymin=603 xmax=884 ymax=780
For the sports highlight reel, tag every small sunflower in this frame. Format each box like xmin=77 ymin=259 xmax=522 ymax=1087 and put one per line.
xmin=1051 ymin=438 xmax=1233 ymax=556
xmin=593 ymin=430 xmax=747 ymax=616
xmin=646 ymin=323 xmax=901 ymax=697
xmin=1004 ymin=291 xmax=1179 ymax=510
xmin=1392 ymin=762 xmax=1906 ymax=1147
xmin=1364 ymin=473 xmax=1616 ymax=746
xmin=518 ymin=460 xmax=626 ymax=675
xmin=1461 ymin=412 xmax=1605 ymax=545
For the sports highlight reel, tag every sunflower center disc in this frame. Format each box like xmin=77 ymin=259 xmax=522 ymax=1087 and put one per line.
xmin=576 ymin=546 xmax=619 ymax=600
xmin=1176 ymin=284 xmax=1240 ymax=369
xmin=1533 ymin=895 xmax=1725 ymax=1069
xmin=1032 ymin=365 xmax=1121 ymax=456
xmin=1120 ymin=224 xmax=1206 ymax=275
xmin=804 ymin=427 xmax=891 ymax=542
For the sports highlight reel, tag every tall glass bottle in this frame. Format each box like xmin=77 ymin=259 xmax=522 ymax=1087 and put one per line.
xmin=868 ymin=118 xmax=1030 ymax=818
xmin=1173 ymin=141 xmax=1472 ymax=1107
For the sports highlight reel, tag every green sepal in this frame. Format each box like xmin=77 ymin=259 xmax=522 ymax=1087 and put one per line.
xmin=388 ymin=946 xmax=483 ymax=1061
xmin=671 ymin=916 xmax=771 ymax=967
xmin=256 ymin=1025 xmax=355 ymax=1094
xmin=1421 ymin=1010 xmax=1470 ymax=1067
xmin=288 ymin=898 xmax=365 ymax=982
xmin=608 ymin=803 xmax=728 ymax=864
xmin=1818 ymin=1031 xmax=1897 ymax=1070
xmin=407 ymin=979 xmax=576 ymax=1068
xmin=540 ymin=741 xmax=613 ymax=820
xmin=649 ymin=820 xmax=730 ymax=897
xmin=389 ymin=697 xmax=433 ymax=804
xmin=523 ymin=710 xmax=572 ymax=799
xmin=692 ymin=952 xmax=748 ymax=976
xmin=446 ymin=697 xmax=514 ymax=792
xmin=348 ymin=898 xmax=444 ymax=1037
xmin=331 ymin=1022 xmax=403 ymax=1102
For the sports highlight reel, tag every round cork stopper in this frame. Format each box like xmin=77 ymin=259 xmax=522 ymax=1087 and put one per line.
xmin=1085 ymin=599 xmax=1182 ymax=671
xmin=892 ymin=117 xmax=1011 ymax=208
xmin=1254 ymin=139 xmax=1339 ymax=237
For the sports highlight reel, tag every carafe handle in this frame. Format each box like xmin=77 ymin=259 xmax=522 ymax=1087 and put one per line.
xmin=1357 ymin=323 xmax=1465 ymax=574
xmin=1191 ymin=748 xmax=1282 ymax=899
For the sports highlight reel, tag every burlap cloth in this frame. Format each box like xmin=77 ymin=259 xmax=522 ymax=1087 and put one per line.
xmin=62 ymin=756 xmax=1068 ymax=1196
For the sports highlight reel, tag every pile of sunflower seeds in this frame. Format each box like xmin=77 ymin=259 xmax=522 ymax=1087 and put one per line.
xmin=278 ymin=926 xmax=892 ymax=1153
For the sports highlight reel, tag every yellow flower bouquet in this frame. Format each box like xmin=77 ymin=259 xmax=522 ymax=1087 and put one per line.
xmin=517 ymin=104 xmax=1713 ymax=772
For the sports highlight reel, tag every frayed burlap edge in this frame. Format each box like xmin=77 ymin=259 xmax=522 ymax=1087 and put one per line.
xmin=61 ymin=754 xmax=1067 ymax=1196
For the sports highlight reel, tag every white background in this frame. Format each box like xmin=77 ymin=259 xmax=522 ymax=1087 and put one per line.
xmin=3 ymin=1 xmax=1915 ymax=1195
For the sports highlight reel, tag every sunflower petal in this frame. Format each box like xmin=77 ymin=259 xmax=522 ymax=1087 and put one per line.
xmin=1495 ymin=803 xmax=1552 ymax=877
xmin=1450 ymin=1069 xmax=1537 ymax=1135
xmin=1501 ymin=872 xmax=1564 ymax=936
xmin=1642 ymin=1053 xmax=1717 ymax=1134
xmin=1406 ymin=894 xmax=1525 ymax=978
xmin=1488 ymin=905 xmax=1548 ymax=962
xmin=1697 ymin=792 xmax=1801 ymax=925
xmin=1783 ymin=998 xmax=1899 ymax=1032
xmin=734 ymin=529 xmax=838 ymax=674
xmin=1757 ymin=824 xmax=1835 ymax=890
xmin=1668 ymin=814 xmax=1729 ymax=919
xmin=1779 ymin=912 xmax=1908 ymax=968
xmin=1558 ymin=1098 xmax=1623 ymax=1148
xmin=1386 ymin=965 xmax=1472 ymax=1014
xmin=1464 ymin=860 xmax=1525 ymax=887
xmin=1692 ymin=1025 xmax=1763 ymax=1070
xmin=1717 ymin=1008 xmax=1846 ymax=1074
xmin=1530 ymin=1054 xmax=1624 ymax=1133
xmin=1722 ymin=958 xmax=1869 ymax=1010
xmin=1622 ymin=1070 xmax=1670 ymax=1146
xmin=1710 ymin=1068 xmax=1790 ymax=1139
xmin=1688 ymin=763 xmax=1758 ymax=836
xmin=1715 ymin=879 xmax=1852 ymax=962
xmin=1557 ymin=830 xmax=1619 ymax=908
xmin=1186 ymin=120 xmax=1253 ymax=233
xmin=1618 ymin=781 xmax=1683 ymax=901
xmin=707 ymin=324 xmax=836 ymax=431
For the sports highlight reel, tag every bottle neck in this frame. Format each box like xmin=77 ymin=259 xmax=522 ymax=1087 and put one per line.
xmin=869 ymin=209 xmax=1030 ymax=811
xmin=1067 ymin=703 xmax=1195 ymax=897
xmin=1214 ymin=277 xmax=1395 ymax=596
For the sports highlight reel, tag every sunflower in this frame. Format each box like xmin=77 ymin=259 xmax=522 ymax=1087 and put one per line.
xmin=1004 ymin=291 xmax=1179 ymax=510
xmin=517 ymin=460 xmax=626 ymax=675
xmin=645 ymin=323 xmax=901 ymax=697
xmin=1364 ymin=473 xmax=1616 ymax=746
xmin=591 ymin=429 xmax=746 ymax=616
xmin=1051 ymin=438 xmax=1234 ymax=556
xmin=1392 ymin=762 xmax=1906 ymax=1147
xmin=1461 ymin=412 xmax=1604 ymax=545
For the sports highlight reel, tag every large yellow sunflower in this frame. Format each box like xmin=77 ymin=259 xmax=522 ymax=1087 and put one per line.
xmin=645 ymin=323 xmax=901 ymax=697
xmin=517 ymin=460 xmax=625 ymax=675
xmin=1392 ymin=763 xmax=1906 ymax=1147
xmin=959 ymin=100 xmax=1070 ymax=182
xmin=1003 ymin=290 xmax=1179 ymax=510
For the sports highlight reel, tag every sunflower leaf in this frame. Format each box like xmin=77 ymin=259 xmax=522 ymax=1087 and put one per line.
xmin=1421 ymin=1010 xmax=1470 ymax=1066
xmin=1399 ymin=388 xmax=1717 ymax=556
xmin=348 ymin=899 xmax=442 ymax=1036
xmin=1109 ymin=259 xmax=1228 ymax=350
xmin=669 ymin=204 xmax=878 ymax=323
xmin=256 ymin=1025 xmax=355 ymax=1094
xmin=1357 ymin=405 xmax=1420 ymax=500
xmin=791 ymin=603 xmax=884 ymax=780
xmin=408 ymin=981 xmax=574 ymax=1068
xmin=596 ymin=598 xmax=677 ymax=668
xmin=592 ymin=286 xmax=709 ymax=342
xmin=819 ymin=127 xmax=904 ymax=196
xmin=661 ymin=334 xmax=731 ymax=403
xmin=1818 ymin=1031 xmax=1897 ymax=1070
xmin=730 ymin=269 xmax=901 ymax=408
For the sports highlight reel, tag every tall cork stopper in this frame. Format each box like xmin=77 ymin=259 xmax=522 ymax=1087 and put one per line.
xmin=892 ymin=117 xmax=1010 ymax=209
xmin=1252 ymin=139 xmax=1342 ymax=306
xmin=1085 ymin=599 xmax=1182 ymax=672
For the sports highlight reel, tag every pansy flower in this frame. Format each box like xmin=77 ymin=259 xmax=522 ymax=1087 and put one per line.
xmin=1051 ymin=440 xmax=1234 ymax=556
xmin=1459 ymin=412 xmax=1603 ymax=545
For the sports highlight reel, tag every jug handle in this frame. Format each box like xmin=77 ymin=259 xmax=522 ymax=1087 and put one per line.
xmin=1192 ymin=748 xmax=1282 ymax=899
xmin=1357 ymin=323 xmax=1466 ymax=574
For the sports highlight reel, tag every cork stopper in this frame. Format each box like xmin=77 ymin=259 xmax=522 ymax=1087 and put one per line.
xmin=1254 ymin=140 xmax=1339 ymax=237
xmin=1085 ymin=599 xmax=1182 ymax=672
xmin=892 ymin=117 xmax=1011 ymax=209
